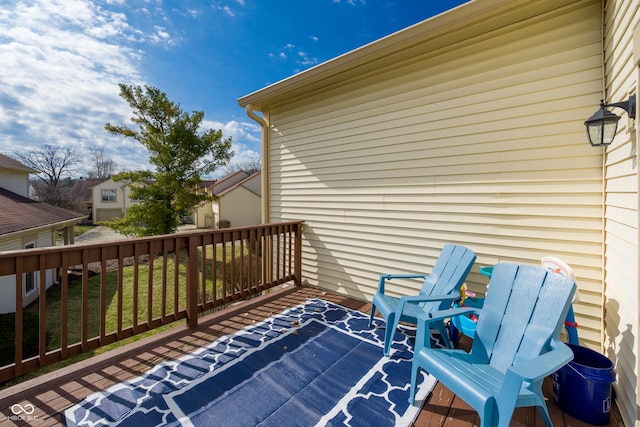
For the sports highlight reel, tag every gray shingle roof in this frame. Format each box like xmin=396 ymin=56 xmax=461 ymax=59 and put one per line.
xmin=0 ymin=187 xmax=85 ymax=236
xmin=0 ymin=153 xmax=37 ymax=173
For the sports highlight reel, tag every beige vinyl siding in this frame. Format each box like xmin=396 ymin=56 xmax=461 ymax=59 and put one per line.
xmin=0 ymin=276 xmax=17 ymax=314
xmin=603 ymin=1 xmax=640 ymax=425
xmin=36 ymin=229 xmax=53 ymax=248
xmin=219 ymin=186 xmax=261 ymax=227
xmin=0 ymin=169 xmax=30 ymax=197
xmin=267 ymin=1 xmax=605 ymax=346
xmin=0 ymin=239 xmax=20 ymax=252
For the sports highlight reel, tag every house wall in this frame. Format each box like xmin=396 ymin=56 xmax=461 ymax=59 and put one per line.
xmin=219 ymin=186 xmax=261 ymax=228
xmin=0 ymin=239 xmax=21 ymax=252
xmin=0 ymin=169 xmax=29 ymax=197
xmin=92 ymin=179 xmax=125 ymax=224
xmin=0 ymin=230 xmax=55 ymax=313
xmin=603 ymin=1 xmax=640 ymax=425
xmin=242 ymin=173 xmax=261 ymax=195
xmin=123 ymin=185 xmax=140 ymax=211
xmin=192 ymin=199 xmax=213 ymax=228
xmin=266 ymin=0 xmax=605 ymax=349
xmin=212 ymin=199 xmax=221 ymax=228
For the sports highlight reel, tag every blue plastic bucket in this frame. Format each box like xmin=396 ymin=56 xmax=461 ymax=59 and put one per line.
xmin=553 ymin=344 xmax=616 ymax=425
xmin=450 ymin=297 xmax=484 ymax=339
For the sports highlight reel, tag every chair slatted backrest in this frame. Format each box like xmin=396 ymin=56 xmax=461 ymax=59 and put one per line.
xmin=470 ymin=263 xmax=576 ymax=373
xmin=418 ymin=244 xmax=476 ymax=312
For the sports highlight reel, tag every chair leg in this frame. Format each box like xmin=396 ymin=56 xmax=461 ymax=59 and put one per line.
xmin=384 ymin=313 xmax=397 ymax=356
xmin=434 ymin=320 xmax=452 ymax=349
xmin=408 ymin=361 xmax=421 ymax=405
xmin=531 ymin=385 xmax=553 ymax=427
xmin=368 ymin=303 xmax=376 ymax=328
xmin=536 ymin=405 xmax=553 ymax=427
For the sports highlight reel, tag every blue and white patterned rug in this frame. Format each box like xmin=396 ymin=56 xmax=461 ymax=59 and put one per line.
xmin=64 ymin=298 xmax=442 ymax=426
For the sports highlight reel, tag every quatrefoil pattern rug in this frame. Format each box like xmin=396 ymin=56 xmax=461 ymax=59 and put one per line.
xmin=64 ymin=298 xmax=441 ymax=426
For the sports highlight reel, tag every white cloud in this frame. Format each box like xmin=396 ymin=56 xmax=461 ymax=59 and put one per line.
xmin=332 ymin=0 xmax=366 ymax=4
xmin=297 ymin=51 xmax=318 ymax=67
xmin=149 ymin=25 xmax=173 ymax=44
xmin=200 ymin=119 xmax=261 ymax=177
xmin=221 ymin=6 xmax=235 ymax=17
xmin=0 ymin=1 xmax=143 ymax=167
xmin=0 ymin=0 xmax=260 ymax=176
xmin=203 ymin=119 xmax=261 ymax=145
xmin=0 ymin=0 xmax=193 ymax=175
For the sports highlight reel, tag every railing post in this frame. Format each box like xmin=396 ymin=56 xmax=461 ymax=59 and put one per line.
xmin=185 ymin=235 xmax=199 ymax=328
xmin=294 ymin=222 xmax=303 ymax=286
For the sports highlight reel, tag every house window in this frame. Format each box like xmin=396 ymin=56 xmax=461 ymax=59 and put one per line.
xmin=24 ymin=243 xmax=35 ymax=294
xmin=101 ymin=189 xmax=117 ymax=202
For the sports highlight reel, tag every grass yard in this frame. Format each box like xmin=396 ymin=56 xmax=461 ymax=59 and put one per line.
xmin=21 ymin=241 xmax=259 ymax=357
xmin=0 ymin=241 xmax=262 ymax=388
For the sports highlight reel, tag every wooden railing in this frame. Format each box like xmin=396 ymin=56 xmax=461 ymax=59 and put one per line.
xmin=0 ymin=221 xmax=303 ymax=383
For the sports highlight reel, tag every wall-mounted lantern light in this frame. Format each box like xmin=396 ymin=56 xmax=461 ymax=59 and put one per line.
xmin=584 ymin=95 xmax=636 ymax=146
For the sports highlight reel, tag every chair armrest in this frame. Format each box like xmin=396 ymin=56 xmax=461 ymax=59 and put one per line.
xmin=400 ymin=294 xmax=460 ymax=304
xmin=496 ymin=339 xmax=573 ymax=412
xmin=506 ymin=338 xmax=574 ymax=383
xmin=396 ymin=295 xmax=462 ymax=329
xmin=416 ymin=306 xmax=481 ymax=325
xmin=376 ymin=273 xmax=429 ymax=293
xmin=414 ymin=306 xmax=481 ymax=350
xmin=383 ymin=274 xmax=430 ymax=280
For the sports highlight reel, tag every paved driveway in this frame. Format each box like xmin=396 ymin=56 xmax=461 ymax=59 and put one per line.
xmin=74 ymin=225 xmax=197 ymax=244
xmin=74 ymin=226 xmax=127 ymax=244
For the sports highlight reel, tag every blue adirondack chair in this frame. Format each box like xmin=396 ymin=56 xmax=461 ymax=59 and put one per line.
xmin=408 ymin=263 xmax=576 ymax=427
xmin=368 ymin=244 xmax=476 ymax=356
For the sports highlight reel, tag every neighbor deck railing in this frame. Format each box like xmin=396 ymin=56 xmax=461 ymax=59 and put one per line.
xmin=0 ymin=221 xmax=303 ymax=383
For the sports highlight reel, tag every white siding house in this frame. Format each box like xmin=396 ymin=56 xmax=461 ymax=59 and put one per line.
xmin=91 ymin=178 xmax=142 ymax=224
xmin=239 ymin=0 xmax=640 ymax=424
xmin=192 ymin=171 xmax=262 ymax=229
xmin=216 ymin=171 xmax=261 ymax=228
xmin=603 ymin=0 xmax=640 ymax=422
xmin=0 ymin=154 xmax=85 ymax=313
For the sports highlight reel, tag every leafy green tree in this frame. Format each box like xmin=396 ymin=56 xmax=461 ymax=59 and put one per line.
xmin=104 ymin=84 xmax=233 ymax=236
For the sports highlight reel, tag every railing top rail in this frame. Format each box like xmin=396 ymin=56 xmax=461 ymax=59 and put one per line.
xmin=0 ymin=220 xmax=305 ymax=259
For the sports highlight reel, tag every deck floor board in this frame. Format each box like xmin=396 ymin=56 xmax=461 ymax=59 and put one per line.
xmin=0 ymin=286 xmax=623 ymax=426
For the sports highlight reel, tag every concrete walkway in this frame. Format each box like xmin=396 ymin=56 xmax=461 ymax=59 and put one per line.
xmin=74 ymin=226 xmax=127 ymax=244
xmin=74 ymin=225 xmax=198 ymax=244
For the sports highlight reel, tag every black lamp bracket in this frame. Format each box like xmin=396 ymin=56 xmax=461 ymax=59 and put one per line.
xmin=603 ymin=94 xmax=636 ymax=120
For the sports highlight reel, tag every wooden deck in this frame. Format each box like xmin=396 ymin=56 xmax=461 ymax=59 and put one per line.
xmin=0 ymin=286 xmax=624 ymax=426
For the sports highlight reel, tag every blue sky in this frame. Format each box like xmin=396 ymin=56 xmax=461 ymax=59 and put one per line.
xmin=0 ymin=0 xmax=467 ymax=177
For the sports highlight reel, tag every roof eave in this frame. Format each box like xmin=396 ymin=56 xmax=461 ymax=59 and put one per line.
xmin=0 ymin=216 xmax=87 ymax=240
xmin=237 ymin=0 xmax=524 ymax=109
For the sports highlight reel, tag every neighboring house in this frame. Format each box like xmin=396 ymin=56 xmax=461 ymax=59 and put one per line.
xmin=91 ymin=178 xmax=142 ymax=224
xmin=215 ymin=171 xmax=261 ymax=228
xmin=192 ymin=171 xmax=262 ymax=229
xmin=184 ymin=179 xmax=217 ymax=226
xmin=70 ymin=178 xmax=102 ymax=222
xmin=0 ymin=154 xmax=85 ymax=313
xmin=238 ymin=0 xmax=640 ymax=424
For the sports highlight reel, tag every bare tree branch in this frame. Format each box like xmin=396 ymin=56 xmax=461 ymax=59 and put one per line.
xmin=14 ymin=145 xmax=81 ymax=187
